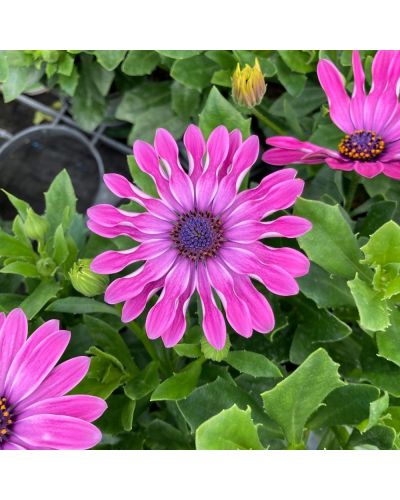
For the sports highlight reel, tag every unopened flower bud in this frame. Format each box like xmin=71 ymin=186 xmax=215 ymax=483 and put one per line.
xmin=232 ymin=58 xmax=266 ymax=108
xmin=69 ymin=259 xmax=109 ymax=297
xmin=24 ymin=208 xmax=49 ymax=241
xmin=36 ymin=257 xmax=56 ymax=277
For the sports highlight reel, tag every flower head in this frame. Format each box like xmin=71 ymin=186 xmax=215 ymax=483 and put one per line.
xmin=88 ymin=125 xmax=311 ymax=350
xmin=232 ymin=58 xmax=266 ymax=108
xmin=0 ymin=309 xmax=106 ymax=450
xmin=263 ymin=51 xmax=400 ymax=179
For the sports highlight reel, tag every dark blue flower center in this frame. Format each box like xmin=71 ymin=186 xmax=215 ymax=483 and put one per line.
xmin=0 ymin=396 xmax=13 ymax=443
xmin=338 ymin=130 xmax=384 ymax=161
xmin=171 ymin=210 xmax=224 ymax=261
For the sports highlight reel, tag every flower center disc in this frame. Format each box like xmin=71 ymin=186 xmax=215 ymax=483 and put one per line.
xmin=171 ymin=210 xmax=223 ymax=261
xmin=338 ymin=130 xmax=384 ymax=161
xmin=0 ymin=397 xmax=13 ymax=443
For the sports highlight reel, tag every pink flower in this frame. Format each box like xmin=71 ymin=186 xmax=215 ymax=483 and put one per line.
xmin=263 ymin=51 xmax=400 ymax=179
xmin=0 ymin=309 xmax=106 ymax=450
xmin=88 ymin=125 xmax=311 ymax=350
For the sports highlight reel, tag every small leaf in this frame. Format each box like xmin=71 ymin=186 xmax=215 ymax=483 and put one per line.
xmin=44 ymin=170 xmax=77 ymax=233
xmin=171 ymin=55 xmax=217 ymax=91
xmin=376 ymin=309 xmax=400 ymax=366
xmin=150 ymin=358 xmax=203 ymax=401
xmin=225 ymin=351 xmax=282 ymax=378
xmin=361 ymin=221 xmax=400 ymax=267
xmin=199 ymin=86 xmax=251 ymax=139
xmin=94 ymin=50 xmax=127 ymax=70
xmin=124 ymin=361 xmax=160 ymax=400
xmin=196 ymin=405 xmax=263 ymax=450
xmin=0 ymin=261 xmax=40 ymax=278
xmin=157 ymin=50 xmax=202 ymax=59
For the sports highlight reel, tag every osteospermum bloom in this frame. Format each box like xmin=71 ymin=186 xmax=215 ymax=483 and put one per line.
xmin=88 ymin=125 xmax=311 ymax=349
xmin=263 ymin=51 xmax=400 ymax=179
xmin=0 ymin=309 xmax=106 ymax=450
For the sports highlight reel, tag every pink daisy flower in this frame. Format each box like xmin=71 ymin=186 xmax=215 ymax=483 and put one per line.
xmin=0 ymin=308 xmax=106 ymax=450
xmin=88 ymin=125 xmax=311 ymax=350
xmin=263 ymin=51 xmax=400 ymax=179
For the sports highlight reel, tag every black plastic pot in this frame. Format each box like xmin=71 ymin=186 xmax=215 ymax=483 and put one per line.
xmin=0 ymin=124 xmax=109 ymax=220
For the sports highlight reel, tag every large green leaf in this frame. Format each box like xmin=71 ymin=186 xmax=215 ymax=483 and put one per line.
xmin=124 ymin=361 xmax=160 ymax=400
xmin=121 ymin=51 xmax=159 ymax=76
xmin=158 ymin=50 xmax=202 ymax=59
xmin=347 ymin=275 xmax=391 ymax=332
xmin=171 ymin=81 xmax=201 ymax=120
xmin=376 ymin=310 xmax=400 ymax=367
xmin=196 ymin=405 xmax=263 ymax=450
xmin=46 ymin=297 xmax=118 ymax=316
xmin=262 ymin=349 xmax=343 ymax=446
xmin=294 ymin=198 xmax=365 ymax=279
xmin=171 ymin=55 xmax=217 ymax=91
xmin=199 ymin=86 xmax=251 ymax=138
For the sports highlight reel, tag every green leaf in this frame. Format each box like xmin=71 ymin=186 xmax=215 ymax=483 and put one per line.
xmin=377 ymin=310 xmax=400 ymax=366
xmin=211 ymin=69 xmax=233 ymax=87
xmin=171 ymin=81 xmax=200 ymax=120
xmin=289 ymin=296 xmax=352 ymax=364
xmin=361 ymin=221 xmax=400 ymax=267
xmin=145 ymin=419 xmax=191 ymax=450
xmin=57 ymin=53 xmax=74 ymax=76
xmin=0 ymin=229 xmax=35 ymax=258
xmin=0 ymin=261 xmax=40 ymax=278
xmin=307 ymin=384 xmax=380 ymax=429
xmin=199 ymin=86 xmax=251 ymax=139
xmin=2 ymin=65 xmax=41 ymax=102
xmin=96 ymin=394 xmax=135 ymax=435
xmin=128 ymin=104 xmax=186 ymax=144
xmin=157 ymin=50 xmax=202 ymax=59
xmin=360 ymin=392 xmax=389 ymax=432
xmin=200 ymin=335 xmax=231 ymax=361
xmin=1 ymin=190 xmax=30 ymax=220
xmin=121 ymin=50 xmax=159 ymax=76
xmin=124 ymin=361 xmax=160 ymax=400
xmin=52 ymin=225 xmax=69 ymax=265
xmin=46 ymin=297 xmax=118 ymax=316
xmin=298 ymin=262 xmax=354 ymax=308
xmin=44 ymin=170 xmax=77 ymax=233
xmin=0 ymin=293 xmax=25 ymax=313
xmin=347 ymin=275 xmax=391 ymax=332
xmin=58 ymin=66 xmax=79 ymax=96
xmin=73 ymin=348 xmax=126 ymax=399
xmin=84 ymin=315 xmax=138 ymax=376
xmin=278 ymin=51 xmax=315 ymax=74
xmin=127 ymin=155 xmax=158 ymax=198
xmin=94 ymin=50 xmax=127 ymax=70
xmin=150 ymin=358 xmax=203 ymax=401
xmin=275 ymin=57 xmax=306 ymax=97
xmin=178 ymin=376 xmax=282 ymax=438
xmin=115 ymin=81 xmax=170 ymax=124
xmin=71 ymin=57 xmax=106 ymax=131
xmin=196 ymin=405 xmax=263 ymax=450
xmin=20 ymin=280 xmax=61 ymax=319
xmin=225 ymin=351 xmax=282 ymax=378
xmin=171 ymin=55 xmax=217 ymax=91
xmin=262 ymin=348 xmax=343 ymax=446
xmin=361 ymin=338 xmax=400 ymax=397
xmin=294 ymin=198 xmax=365 ymax=279
xmin=0 ymin=53 xmax=8 ymax=81
xmin=358 ymin=201 xmax=397 ymax=238
xmin=348 ymin=425 xmax=395 ymax=450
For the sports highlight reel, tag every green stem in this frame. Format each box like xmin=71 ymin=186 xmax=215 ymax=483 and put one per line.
xmin=251 ymin=107 xmax=287 ymax=135
xmin=345 ymin=171 xmax=359 ymax=212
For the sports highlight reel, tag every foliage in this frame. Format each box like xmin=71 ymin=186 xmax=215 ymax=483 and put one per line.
xmin=1 ymin=50 xmax=400 ymax=450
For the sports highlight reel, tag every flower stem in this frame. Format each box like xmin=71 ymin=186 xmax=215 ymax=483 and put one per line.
xmin=345 ymin=171 xmax=359 ymax=212
xmin=251 ymin=107 xmax=287 ymax=135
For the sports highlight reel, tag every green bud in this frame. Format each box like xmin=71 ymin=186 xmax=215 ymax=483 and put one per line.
xmin=36 ymin=257 xmax=57 ymax=277
xmin=24 ymin=208 xmax=49 ymax=241
xmin=69 ymin=259 xmax=109 ymax=297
